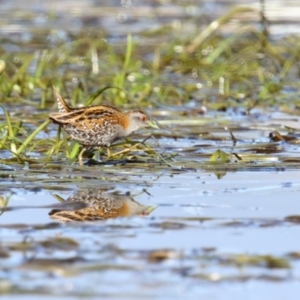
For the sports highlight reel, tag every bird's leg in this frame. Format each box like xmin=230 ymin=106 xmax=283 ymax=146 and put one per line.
xmin=110 ymin=143 xmax=142 ymax=157
xmin=110 ymin=136 xmax=152 ymax=158
xmin=78 ymin=147 xmax=86 ymax=166
xmin=106 ymin=147 xmax=112 ymax=158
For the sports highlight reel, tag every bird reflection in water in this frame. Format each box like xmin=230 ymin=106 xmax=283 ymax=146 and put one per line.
xmin=49 ymin=189 xmax=156 ymax=222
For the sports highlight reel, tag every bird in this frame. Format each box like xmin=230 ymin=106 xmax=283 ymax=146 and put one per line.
xmin=49 ymin=87 xmax=158 ymax=165
xmin=49 ymin=189 xmax=156 ymax=222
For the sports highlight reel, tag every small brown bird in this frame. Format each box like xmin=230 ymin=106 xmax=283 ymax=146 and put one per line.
xmin=49 ymin=87 xmax=158 ymax=165
xmin=49 ymin=189 xmax=156 ymax=222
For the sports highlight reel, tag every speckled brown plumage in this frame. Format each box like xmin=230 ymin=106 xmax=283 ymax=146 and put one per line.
xmin=49 ymin=189 xmax=156 ymax=222
xmin=49 ymin=87 xmax=157 ymax=164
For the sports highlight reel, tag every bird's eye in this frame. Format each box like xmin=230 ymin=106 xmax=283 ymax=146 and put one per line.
xmin=141 ymin=115 xmax=147 ymax=122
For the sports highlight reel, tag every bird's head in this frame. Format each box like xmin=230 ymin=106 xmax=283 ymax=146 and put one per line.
xmin=124 ymin=110 xmax=159 ymax=135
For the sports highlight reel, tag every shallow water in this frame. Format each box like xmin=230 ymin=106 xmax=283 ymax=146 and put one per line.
xmin=1 ymin=168 xmax=300 ymax=299
xmin=1 ymin=109 xmax=300 ymax=300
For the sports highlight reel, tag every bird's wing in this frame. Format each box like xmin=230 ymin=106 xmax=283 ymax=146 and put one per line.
xmin=49 ymin=109 xmax=85 ymax=124
xmin=49 ymin=106 xmax=122 ymax=128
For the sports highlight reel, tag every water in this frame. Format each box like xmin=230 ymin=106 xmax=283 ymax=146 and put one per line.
xmin=1 ymin=169 xmax=300 ymax=299
xmin=1 ymin=109 xmax=300 ymax=299
xmin=1 ymin=0 xmax=300 ymax=42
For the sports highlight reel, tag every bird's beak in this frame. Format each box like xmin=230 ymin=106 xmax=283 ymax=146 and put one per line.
xmin=142 ymin=205 xmax=157 ymax=215
xmin=146 ymin=120 xmax=159 ymax=129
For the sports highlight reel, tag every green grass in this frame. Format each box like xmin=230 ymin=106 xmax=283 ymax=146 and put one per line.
xmin=0 ymin=5 xmax=300 ymax=165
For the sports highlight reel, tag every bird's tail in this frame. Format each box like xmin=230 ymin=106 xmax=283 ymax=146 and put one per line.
xmin=53 ymin=86 xmax=71 ymax=113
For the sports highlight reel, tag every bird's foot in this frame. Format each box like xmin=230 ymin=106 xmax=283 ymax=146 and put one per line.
xmin=110 ymin=143 xmax=142 ymax=157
